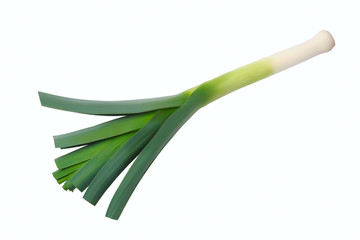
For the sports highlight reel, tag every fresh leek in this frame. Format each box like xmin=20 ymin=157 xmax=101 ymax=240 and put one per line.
xmin=39 ymin=31 xmax=335 ymax=220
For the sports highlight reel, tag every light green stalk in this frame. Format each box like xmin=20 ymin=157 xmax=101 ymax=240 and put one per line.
xmin=187 ymin=59 xmax=273 ymax=107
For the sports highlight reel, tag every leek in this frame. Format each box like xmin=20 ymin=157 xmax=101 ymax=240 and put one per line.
xmin=40 ymin=31 xmax=335 ymax=220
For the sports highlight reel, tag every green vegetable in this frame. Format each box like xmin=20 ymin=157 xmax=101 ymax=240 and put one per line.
xmin=40 ymin=31 xmax=335 ymax=220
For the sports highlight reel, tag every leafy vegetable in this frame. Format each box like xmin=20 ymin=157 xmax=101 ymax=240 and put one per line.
xmin=40 ymin=31 xmax=335 ymax=220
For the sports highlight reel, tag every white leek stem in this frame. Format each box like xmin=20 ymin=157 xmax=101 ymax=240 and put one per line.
xmin=186 ymin=30 xmax=335 ymax=106
xmin=269 ymin=30 xmax=335 ymax=73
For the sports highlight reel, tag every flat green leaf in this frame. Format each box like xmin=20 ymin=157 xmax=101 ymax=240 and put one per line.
xmin=39 ymin=91 xmax=189 ymax=115
xmin=105 ymin=99 xmax=200 ymax=220
xmin=53 ymin=161 xmax=88 ymax=180
xmin=71 ymin=132 xmax=136 ymax=192
xmin=55 ymin=140 xmax=107 ymax=169
xmin=83 ymin=108 xmax=176 ymax=205
xmin=54 ymin=112 xmax=155 ymax=148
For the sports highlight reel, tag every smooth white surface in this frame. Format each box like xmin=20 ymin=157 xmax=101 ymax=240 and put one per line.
xmin=1 ymin=1 xmax=359 ymax=240
xmin=271 ymin=30 xmax=335 ymax=73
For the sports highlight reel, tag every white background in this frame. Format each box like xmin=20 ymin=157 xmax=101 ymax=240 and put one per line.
xmin=1 ymin=0 xmax=359 ymax=239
